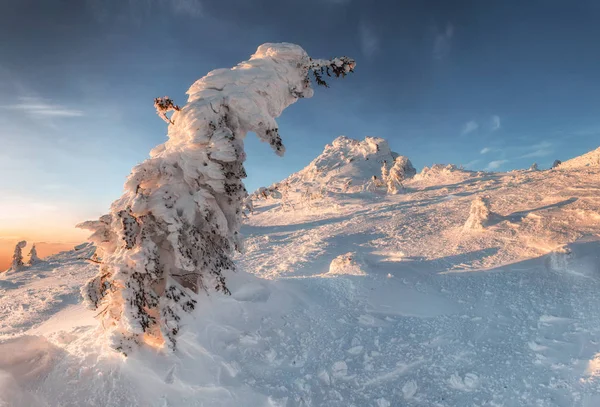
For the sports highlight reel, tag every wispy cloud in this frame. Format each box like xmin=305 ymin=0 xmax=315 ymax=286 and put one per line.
xmin=480 ymin=147 xmax=492 ymax=154
xmin=519 ymin=141 xmax=553 ymax=158
xmin=463 ymin=159 xmax=481 ymax=169
xmin=433 ymin=23 xmax=454 ymax=60
xmin=170 ymin=0 xmax=202 ymax=17
xmin=359 ymin=21 xmax=379 ymax=59
xmin=86 ymin=0 xmax=203 ymax=23
xmin=6 ymin=97 xmax=83 ymax=118
xmin=491 ymin=115 xmax=501 ymax=131
xmin=461 ymin=120 xmax=478 ymax=136
xmin=485 ymin=159 xmax=508 ymax=171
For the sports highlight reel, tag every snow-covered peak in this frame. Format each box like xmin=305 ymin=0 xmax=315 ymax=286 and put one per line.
xmin=280 ymin=136 xmax=411 ymax=192
xmin=557 ymin=146 xmax=600 ymax=169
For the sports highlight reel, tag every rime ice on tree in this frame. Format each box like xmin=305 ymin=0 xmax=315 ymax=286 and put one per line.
xmin=28 ymin=244 xmax=41 ymax=265
xmin=78 ymin=43 xmax=355 ymax=353
xmin=463 ymin=196 xmax=491 ymax=231
xmin=9 ymin=241 xmax=27 ymax=271
xmin=385 ymin=156 xmax=416 ymax=194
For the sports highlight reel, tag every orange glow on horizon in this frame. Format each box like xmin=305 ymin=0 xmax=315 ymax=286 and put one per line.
xmin=0 ymin=227 xmax=90 ymax=271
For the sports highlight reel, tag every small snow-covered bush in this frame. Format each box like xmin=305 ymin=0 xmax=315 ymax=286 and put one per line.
xmin=8 ymin=241 xmax=27 ymax=272
xmin=79 ymin=43 xmax=355 ymax=354
xmin=326 ymin=253 xmax=366 ymax=276
xmin=463 ymin=196 xmax=491 ymax=231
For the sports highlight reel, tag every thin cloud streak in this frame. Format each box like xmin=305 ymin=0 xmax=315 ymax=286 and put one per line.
xmin=433 ymin=23 xmax=454 ymax=60
xmin=519 ymin=141 xmax=553 ymax=158
xmin=170 ymin=0 xmax=203 ymax=17
xmin=485 ymin=159 xmax=508 ymax=170
xmin=359 ymin=21 xmax=379 ymax=58
xmin=461 ymin=120 xmax=478 ymax=136
xmin=5 ymin=98 xmax=83 ymax=118
xmin=463 ymin=159 xmax=481 ymax=169
xmin=491 ymin=115 xmax=501 ymax=131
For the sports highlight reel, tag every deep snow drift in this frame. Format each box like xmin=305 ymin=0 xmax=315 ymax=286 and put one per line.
xmin=2 ymin=139 xmax=600 ymax=407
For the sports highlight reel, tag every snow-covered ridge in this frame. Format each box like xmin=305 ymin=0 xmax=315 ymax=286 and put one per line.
xmin=558 ymin=146 xmax=600 ymax=169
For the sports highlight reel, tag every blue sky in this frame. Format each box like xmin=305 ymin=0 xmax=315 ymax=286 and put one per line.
xmin=1 ymin=0 xmax=600 ymax=243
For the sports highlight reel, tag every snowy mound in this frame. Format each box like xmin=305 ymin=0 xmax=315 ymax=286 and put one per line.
xmin=558 ymin=146 xmax=600 ymax=169
xmin=412 ymin=163 xmax=475 ymax=185
xmin=280 ymin=136 xmax=414 ymax=193
xmin=325 ymin=252 xmax=367 ymax=276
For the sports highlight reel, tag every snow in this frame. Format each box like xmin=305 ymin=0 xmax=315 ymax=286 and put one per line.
xmin=558 ymin=147 xmax=600 ymax=169
xmin=1 ymin=142 xmax=600 ymax=406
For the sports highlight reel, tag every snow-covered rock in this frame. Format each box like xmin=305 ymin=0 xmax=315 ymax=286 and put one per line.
xmin=325 ymin=252 xmax=366 ymax=276
xmin=280 ymin=136 xmax=413 ymax=193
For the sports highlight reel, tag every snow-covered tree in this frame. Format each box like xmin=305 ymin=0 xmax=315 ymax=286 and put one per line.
xmin=463 ymin=196 xmax=491 ymax=231
xmin=10 ymin=241 xmax=27 ymax=271
xmin=529 ymin=163 xmax=539 ymax=171
xmin=385 ymin=156 xmax=416 ymax=194
xmin=78 ymin=43 xmax=355 ymax=354
xmin=242 ymin=196 xmax=254 ymax=218
xmin=27 ymin=244 xmax=42 ymax=265
xmin=381 ymin=160 xmax=389 ymax=183
xmin=279 ymin=181 xmax=295 ymax=211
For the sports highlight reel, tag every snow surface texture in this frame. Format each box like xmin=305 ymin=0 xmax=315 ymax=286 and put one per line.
xmin=558 ymin=146 xmax=600 ymax=169
xmin=77 ymin=43 xmax=355 ymax=352
xmin=2 ymin=141 xmax=600 ymax=406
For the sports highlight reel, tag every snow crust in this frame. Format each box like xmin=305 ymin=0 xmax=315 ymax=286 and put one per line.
xmin=558 ymin=146 xmax=600 ymax=169
xmin=2 ymin=144 xmax=600 ymax=406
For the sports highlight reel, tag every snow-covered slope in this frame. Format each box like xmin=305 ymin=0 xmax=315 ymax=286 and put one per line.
xmin=2 ymin=145 xmax=600 ymax=407
xmin=558 ymin=146 xmax=600 ymax=169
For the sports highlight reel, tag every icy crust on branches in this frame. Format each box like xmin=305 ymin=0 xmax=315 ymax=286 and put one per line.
xmin=168 ymin=43 xmax=354 ymax=156
xmin=78 ymin=43 xmax=355 ymax=353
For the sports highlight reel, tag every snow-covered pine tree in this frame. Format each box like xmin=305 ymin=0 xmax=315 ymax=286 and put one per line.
xmin=10 ymin=241 xmax=27 ymax=271
xmin=78 ymin=43 xmax=355 ymax=354
xmin=381 ymin=160 xmax=390 ymax=184
xmin=529 ymin=163 xmax=539 ymax=171
xmin=386 ymin=156 xmax=416 ymax=194
xmin=28 ymin=244 xmax=41 ymax=265
xmin=463 ymin=196 xmax=491 ymax=231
